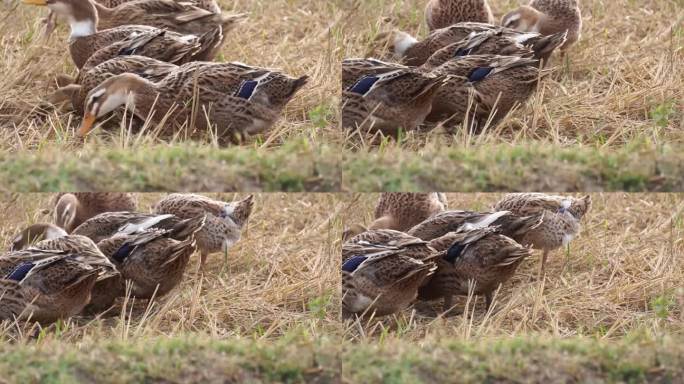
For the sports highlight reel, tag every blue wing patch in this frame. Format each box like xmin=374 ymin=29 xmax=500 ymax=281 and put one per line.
xmin=7 ymin=262 xmax=36 ymax=281
xmin=342 ymin=255 xmax=368 ymax=272
xmin=468 ymin=67 xmax=494 ymax=83
xmin=112 ymin=243 xmax=135 ymax=263
xmin=235 ymin=80 xmax=259 ymax=99
xmin=444 ymin=243 xmax=466 ymax=264
xmin=349 ymin=76 xmax=379 ymax=95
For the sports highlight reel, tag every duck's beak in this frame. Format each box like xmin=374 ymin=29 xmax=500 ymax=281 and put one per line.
xmin=77 ymin=113 xmax=97 ymax=138
xmin=22 ymin=0 xmax=48 ymax=6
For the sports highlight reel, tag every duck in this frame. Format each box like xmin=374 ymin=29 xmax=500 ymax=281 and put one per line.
xmin=501 ymin=0 xmax=582 ymax=57
xmin=343 ymin=229 xmax=437 ymax=262
xmin=153 ymin=194 xmax=253 ymax=269
xmin=407 ymin=209 xmax=544 ymax=242
xmin=30 ymin=234 xmax=122 ymax=312
xmin=418 ymin=227 xmax=533 ymax=312
xmin=421 ymin=29 xmax=568 ymax=69
xmin=372 ymin=22 xmax=497 ymax=66
xmin=342 ymin=243 xmax=438 ymax=318
xmin=426 ymin=0 xmax=494 ymax=31
xmin=341 ymin=59 xmax=445 ymax=134
xmin=41 ymin=0 xmax=224 ymax=39
xmin=77 ymin=65 xmax=308 ymax=144
xmin=371 ymin=193 xmax=447 ymax=232
xmin=49 ymin=55 xmax=178 ymax=114
xmin=72 ymin=211 xmax=186 ymax=243
xmin=426 ymin=55 xmax=545 ymax=131
xmin=10 ymin=223 xmax=67 ymax=251
xmin=493 ymin=193 xmax=591 ymax=275
xmin=23 ymin=0 xmax=224 ymax=69
xmin=53 ymin=193 xmax=138 ymax=233
xmin=0 ymin=279 xmax=28 ymax=321
xmin=95 ymin=214 xmax=205 ymax=298
xmin=0 ymin=249 xmax=103 ymax=322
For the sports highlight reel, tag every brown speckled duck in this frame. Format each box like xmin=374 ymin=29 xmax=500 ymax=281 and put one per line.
xmin=501 ymin=0 xmax=582 ymax=56
xmin=96 ymin=214 xmax=205 ymax=298
xmin=154 ymin=194 xmax=253 ymax=269
xmin=54 ymin=193 xmax=138 ymax=233
xmin=371 ymin=193 xmax=447 ymax=232
xmin=72 ymin=211 xmax=186 ymax=243
xmin=10 ymin=224 xmax=68 ymax=251
xmin=342 ymin=243 xmax=438 ymax=318
xmin=23 ymin=0 xmax=224 ymax=69
xmin=426 ymin=0 xmax=494 ymax=31
xmin=407 ymin=209 xmax=544 ymax=242
xmin=494 ymin=193 xmax=591 ymax=274
xmin=343 ymin=229 xmax=437 ymax=262
xmin=418 ymin=227 xmax=533 ymax=312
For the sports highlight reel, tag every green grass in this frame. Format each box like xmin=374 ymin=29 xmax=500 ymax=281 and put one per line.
xmin=343 ymin=142 xmax=684 ymax=192
xmin=2 ymin=334 xmax=682 ymax=383
xmin=0 ymin=139 xmax=340 ymax=192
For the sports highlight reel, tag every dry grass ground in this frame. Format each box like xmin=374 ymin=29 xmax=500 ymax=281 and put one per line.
xmin=0 ymin=1 xmax=342 ymax=190
xmin=343 ymin=193 xmax=684 ymax=340
xmin=340 ymin=0 xmax=683 ymax=190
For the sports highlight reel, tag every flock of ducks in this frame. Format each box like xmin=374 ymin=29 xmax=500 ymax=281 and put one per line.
xmin=342 ymin=192 xmax=591 ymax=319
xmin=342 ymin=0 xmax=582 ymax=135
xmin=24 ymin=0 xmax=308 ymax=144
xmin=0 ymin=193 xmax=253 ymax=323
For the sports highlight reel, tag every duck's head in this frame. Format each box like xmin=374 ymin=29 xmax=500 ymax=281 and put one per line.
xmin=79 ymin=74 xmax=138 ymax=137
xmin=570 ymin=195 xmax=592 ymax=219
xmin=23 ymin=0 xmax=98 ymax=38
xmin=54 ymin=193 xmax=81 ymax=232
xmin=220 ymin=195 xmax=254 ymax=228
xmin=501 ymin=5 xmax=543 ymax=33
xmin=10 ymin=223 xmax=67 ymax=251
xmin=236 ymin=73 xmax=308 ymax=110
xmin=371 ymin=30 xmax=418 ymax=59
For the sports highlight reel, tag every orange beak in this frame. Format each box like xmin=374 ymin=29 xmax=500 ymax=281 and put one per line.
xmin=77 ymin=113 xmax=97 ymax=138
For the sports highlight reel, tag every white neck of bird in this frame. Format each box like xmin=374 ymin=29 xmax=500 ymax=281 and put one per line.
xmin=69 ymin=19 xmax=96 ymax=38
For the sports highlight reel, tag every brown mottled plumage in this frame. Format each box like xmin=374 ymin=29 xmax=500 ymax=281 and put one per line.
xmin=154 ymin=194 xmax=253 ymax=269
xmin=343 ymin=229 xmax=437 ymax=262
xmin=426 ymin=0 xmax=494 ymax=31
xmin=502 ymin=0 xmax=582 ymax=54
xmin=10 ymin=224 xmax=67 ymax=251
xmin=427 ymin=55 xmax=545 ymax=131
xmin=77 ymin=65 xmax=308 ymax=143
xmin=342 ymin=244 xmax=438 ymax=318
xmin=72 ymin=212 xmax=184 ymax=243
xmin=341 ymin=59 xmax=445 ymax=133
xmin=372 ymin=193 xmax=447 ymax=232
xmin=54 ymin=193 xmax=138 ymax=233
xmin=96 ymin=215 xmax=205 ymax=299
xmin=0 ymin=280 xmax=28 ymax=321
xmin=23 ymin=0 xmax=223 ymax=69
xmin=418 ymin=227 xmax=533 ymax=312
xmin=407 ymin=209 xmax=544 ymax=243
xmin=494 ymin=193 xmax=591 ymax=274
xmin=0 ymin=250 xmax=102 ymax=323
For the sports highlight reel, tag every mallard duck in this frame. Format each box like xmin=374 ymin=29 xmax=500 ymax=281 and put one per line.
xmin=77 ymin=65 xmax=308 ymax=143
xmin=23 ymin=0 xmax=224 ymax=69
xmin=426 ymin=0 xmax=494 ymax=31
xmin=493 ymin=193 xmax=591 ymax=274
xmin=343 ymin=229 xmax=437 ymax=262
xmin=96 ymin=214 xmax=205 ymax=298
xmin=0 ymin=250 xmax=102 ymax=322
xmin=422 ymin=29 xmax=568 ymax=69
xmin=0 ymin=279 xmax=28 ymax=321
xmin=418 ymin=227 xmax=533 ymax=312
xmin=49 ymin=55 xmax=178 ymax=114
xmin=342 ymin=243 xmax=438 ymax=318
xmin=10 ymin=224 xmax=67 ymax=251
xmin=371 ymin=193 xmax=447 ymax=232
xmin=341 ymin=60 xmax=445 ymax=133
xmin=426 ymin=55 xmax=545 ymax=131
xmin=407 ymin=209 xmax=544 ymax=242
xmin=502 ymin=0 xmax=582 ymax=56
xmin=30 ymin=234 xmax=122 ymax=312
xmin=72 ymin=211 xmax=184 ymax=243
xmin=372 ymin=22 xmax=496 ymax=66
xmin=153 ymin=194 xmax=253 ymax=269
xmin=54 ymin=193 xmax=138 ymax=233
